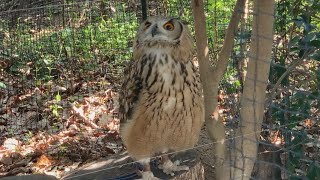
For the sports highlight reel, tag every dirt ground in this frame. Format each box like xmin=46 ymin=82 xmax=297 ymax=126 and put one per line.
xmin=196 ymin=126 xmax=217 ymax=180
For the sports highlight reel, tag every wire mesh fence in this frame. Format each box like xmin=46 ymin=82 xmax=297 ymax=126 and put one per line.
xmin=0 ymin=0 xmax=319 ymax=179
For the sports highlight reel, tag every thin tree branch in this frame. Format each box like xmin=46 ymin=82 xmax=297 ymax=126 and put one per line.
xmin=214 ymin=0 xmax=246 ymax=81
xmin=191 ymin=0 xmax=216 ymax=134
xmin=266 ymin=48 xmax=316 ymax=106
xmin=266 ymin=58 xmax=304 ymax=106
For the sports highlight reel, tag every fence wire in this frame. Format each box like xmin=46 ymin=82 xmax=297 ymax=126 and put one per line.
xmin=0 ymin=0 xmax=319 ymax=180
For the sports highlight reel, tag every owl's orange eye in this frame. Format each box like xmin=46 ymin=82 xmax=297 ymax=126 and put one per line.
xmin=144 ymin=22 xmax=151 ymax=30
xmin=163 ymin=22 xmax=174 ymax=31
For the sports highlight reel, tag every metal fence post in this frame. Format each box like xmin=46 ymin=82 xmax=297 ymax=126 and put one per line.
xmin=141 ymin=0 xmax=148 ymax=20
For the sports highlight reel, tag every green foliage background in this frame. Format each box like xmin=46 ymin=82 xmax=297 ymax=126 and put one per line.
xmin=0 ymin=0 xmax=319 ymax=179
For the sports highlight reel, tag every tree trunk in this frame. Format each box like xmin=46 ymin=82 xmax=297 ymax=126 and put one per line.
xmin=191 ymin=0 xmax=245 ymax=179
xmin=251 ymin=143 xmax=282 ymax=180
xmin=238 ymin=0 xmax=249 ymax=87
xmin=231 ymin=0 xmax=275 ymax=179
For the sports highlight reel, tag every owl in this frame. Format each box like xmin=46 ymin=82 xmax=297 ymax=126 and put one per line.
xmin=119 ymin=16 xmax=204 ymax=179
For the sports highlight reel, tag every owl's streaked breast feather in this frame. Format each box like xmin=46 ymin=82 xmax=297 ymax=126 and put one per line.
xmin=119 ymin=48 xmax=202 ymax=127
xmin=119 ymin=60 xmax=142 ymax=123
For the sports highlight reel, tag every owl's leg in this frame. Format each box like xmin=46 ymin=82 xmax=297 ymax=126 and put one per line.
xmin=137 ymin=158 xmax=160 ymax=180
xmin=158 ymin=154 xmax=189 ymax=176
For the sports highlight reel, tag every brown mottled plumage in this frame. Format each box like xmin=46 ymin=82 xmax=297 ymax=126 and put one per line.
xmin=119 ymin=16 xmax=204 ymax=179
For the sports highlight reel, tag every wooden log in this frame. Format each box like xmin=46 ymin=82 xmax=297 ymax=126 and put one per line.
xmin=62 ymin=149 xmax=204 ymax=180
xmin=0 ymin=174 xmax=57 ymax=180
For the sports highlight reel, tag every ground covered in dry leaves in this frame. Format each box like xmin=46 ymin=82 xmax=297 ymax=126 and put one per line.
xmin=0 ymin=69 xmax=123 ymax=178
xmin=1 ymin=64 xmax=319 ymax=179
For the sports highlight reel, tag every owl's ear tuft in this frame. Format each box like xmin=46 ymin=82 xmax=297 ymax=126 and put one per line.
xmin=180 ymin=19 xmax=189 ymax=25
xmin=172 ymin=17 xmax=189 ymax=25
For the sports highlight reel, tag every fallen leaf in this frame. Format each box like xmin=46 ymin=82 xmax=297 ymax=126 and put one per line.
xmin=35 ymin=155 xmax=54 ymax=168
xmin=303 ymin=119 xmax=314 ymax=128
xmin=0 ymin=155 xmax=12 ymax=165
xmin=7 ymin=167 xmax=28 ymax=176
xmin=0 ymin=125 xmax=5 ymax=131
xmin=3 ymin=138 xmax=20 ymax=151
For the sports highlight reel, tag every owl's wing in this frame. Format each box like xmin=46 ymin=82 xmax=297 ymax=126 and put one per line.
xmin=119 ymin=60 xmax=143 ymax=124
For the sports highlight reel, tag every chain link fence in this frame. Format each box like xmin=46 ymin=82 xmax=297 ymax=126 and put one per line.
xmin=0 ymin=0 xmax=319 ymax=179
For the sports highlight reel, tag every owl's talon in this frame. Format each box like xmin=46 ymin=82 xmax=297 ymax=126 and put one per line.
xmin=138 ymin=171 xmax=160 ymax=180
xmin=174 ymin=160 xmax=189 ymax=171
xmin=158 ymin=159 xmax=189 ymax=176
xmin=133 ymin=162 xmax=144 ymax=171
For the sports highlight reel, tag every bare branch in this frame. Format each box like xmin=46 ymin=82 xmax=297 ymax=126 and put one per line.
xmin=214 ymin=0 xmax=246 ymax=81
xmin=266 ymin=49 xmax=315 ymax=106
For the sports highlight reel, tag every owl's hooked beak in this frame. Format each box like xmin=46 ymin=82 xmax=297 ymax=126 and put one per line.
xmin=151 ymin=25 xmax=159 ymax=37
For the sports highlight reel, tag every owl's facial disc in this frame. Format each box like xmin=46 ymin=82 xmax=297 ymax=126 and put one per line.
xmin=141 ymin=18 xmax=183 ymax=43
xmin=151 ymin=25 xmax=159 ymax=37
xmin=151 ymin=20 xmax=175 ymax=37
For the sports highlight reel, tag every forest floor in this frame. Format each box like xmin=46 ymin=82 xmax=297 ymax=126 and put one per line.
xmin=0 ymin=50 xmax=226 ymax=179
xmin=0 ymin=64 xmax=221 ymax=179
xmin=0 ymin=1 xmax=218 ymax=178
xmin=1 ymin=60 xmax=319 ymax=179
xmin=0 ymin=66 xmax=124 ymax=178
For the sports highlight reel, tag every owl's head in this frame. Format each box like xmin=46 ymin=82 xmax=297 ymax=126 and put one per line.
xmin=133 ymin=16 xmax=193 ymax=61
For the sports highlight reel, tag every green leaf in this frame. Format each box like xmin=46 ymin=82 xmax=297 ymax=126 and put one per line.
xmin=290 ymin=46 xmax=300 ymax=53
xmin=310 ymin=40 xmax=320 ymax=48
xmin=43 ymin=58 xmax=52 ymax=65
xmin=307 ymin=163 xmax=320 ymax=179
xmin=234 ymin=80 xmax=241 ymax=87
xmin=292 ymin=19 xmax=303 ymax=27
xmin=0 ymin=82 xmax=6 ymax=89
xmin=289 ymin=177 xmax=302 ymax=180
xmin=304 ymin=32 xmax=317 ymax=42
xmin=290 ymin=36 xmax=301 ymax=46
xmin=56 ymin=93 xmax=61 ymax=101
xmin=310 ymin=51 xmax=320 ymax=61
xmin=53 ymin=108 xmax=59 ymax=117
xmin=299 ymin=49 xmax=305 ymax=58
